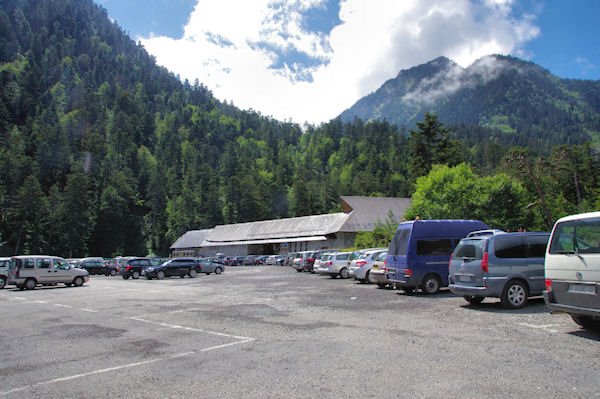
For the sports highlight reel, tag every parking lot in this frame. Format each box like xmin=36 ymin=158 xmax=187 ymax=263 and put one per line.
xmin=1 ymin=265 xmax=599 ymax=398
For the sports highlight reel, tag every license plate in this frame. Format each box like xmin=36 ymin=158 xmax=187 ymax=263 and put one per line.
xmin=568 ymin=284 xmax=596 ymax=294
xmin=372 ymin=265 xmax=378 ymax=270
xmin=458 ymin=275 xmax=471 ymax=282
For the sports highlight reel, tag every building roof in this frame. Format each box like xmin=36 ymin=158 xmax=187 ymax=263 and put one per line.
xmin=169 ymin=196 xmax=413 ymax=249
xmin=204 ymin=212 xmax=350 ymax=243
xmin=170 ymin=229 xmax=212 ymax=250
xmin=339 ymin=196 xmax=412 ymax=232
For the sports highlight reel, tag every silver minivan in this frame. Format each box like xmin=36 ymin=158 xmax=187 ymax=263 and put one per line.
xmin=449 ymin=232 xmax=550 ymax=308
xmin=7 ymin=255 xmax=90 ymax=290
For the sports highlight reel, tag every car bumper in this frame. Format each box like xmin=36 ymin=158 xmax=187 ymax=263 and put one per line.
xmin=369 ymin=271 xmax=388 ymax=284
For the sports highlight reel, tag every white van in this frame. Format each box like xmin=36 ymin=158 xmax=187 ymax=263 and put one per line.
xmin=544 ymin=212 xmax=600 ymax=330
xmin=7 ymin=255 xmax=90 ymax=290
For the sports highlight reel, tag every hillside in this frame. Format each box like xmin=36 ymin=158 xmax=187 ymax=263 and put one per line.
xmin=0 ymin=0 xmax=410 ymax=256
xmin=339 ymin=55 xmax=600 ymax=152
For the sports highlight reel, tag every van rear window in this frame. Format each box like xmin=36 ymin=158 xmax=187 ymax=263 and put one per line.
xmin=454 ymin=239 xmax=485 ymax=259
xmin=550 ymin=218 xmax=600 ymax=254
xmin=416 ymin=239 xmax=453 ymax=256
xmin=389 ymin=228 xmax=410 ymax=256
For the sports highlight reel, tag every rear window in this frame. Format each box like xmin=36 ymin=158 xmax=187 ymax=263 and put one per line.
xmin=389 ymin=228 xmax=411 ymax=256
xmin=494 ymin=236 xmax=526 ymax=258
xmin=416 ymin=239 xmax=453 ymax=256
xmin=321 ymin=255 xmax=332 ymax=261
xmin=453 ymin=239 xmax=485 ymax=260
xmin=549 ymin=218 xmax=600 ymax=254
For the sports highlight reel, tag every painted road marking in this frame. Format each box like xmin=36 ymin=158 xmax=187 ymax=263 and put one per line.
xmin=518 ymin=322 xmax=561 ymax=333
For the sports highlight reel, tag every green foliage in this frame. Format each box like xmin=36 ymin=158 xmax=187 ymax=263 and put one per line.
xmin=406 ymin=164 xmax=530 ymax=231
xmin=354 ymin=211 xmax=399 ymax=248
xmin=0 ymin=0 xmax=599 ymax=257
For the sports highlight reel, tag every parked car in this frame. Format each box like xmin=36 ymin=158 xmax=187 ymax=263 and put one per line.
xmin=143 ymin=257 xmax=199 ymax=280
xmin=368 ymin=251 xmax=390 ymax=288
xmin=314 ymin=252 xmax=353 ymax=278
xmin=243 ymin=256 xmax=258 ymax=265
xmin=283 ymin=253 xmax=297 ymax=266
xmin=119 ymin=257 xmax=153 ymax=279
xmin=292 ymin=251 xmax=311 ymax=272
xmin=544 ymin=212 xmax=600 ymax=330
xmin=7 ymin=255 xmax=89 ymax=290
xmin=0 ymin=257 xmax=9 ymax=289
xmin=77 ymin=257 xmax=118 ymax=276
xmin=300 ymin=251 xmax=320 ymax=272
xmin=449 ymin=231 xmax=550 ymax=308
xmin=198 ymin=259 xmax=225 ymax=275
xmin=348 ymin=249 xmax=388 ymax=283
xmin=386 ymin=219 xmax=490 ymax=294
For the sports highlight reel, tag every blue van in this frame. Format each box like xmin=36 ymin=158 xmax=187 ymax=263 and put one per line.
xmin=386 ymin=220 xmax=490 ymax=294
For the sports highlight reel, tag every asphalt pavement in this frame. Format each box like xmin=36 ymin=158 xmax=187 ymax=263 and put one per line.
xmin=0 ymin=266 xmax=599 ymax=398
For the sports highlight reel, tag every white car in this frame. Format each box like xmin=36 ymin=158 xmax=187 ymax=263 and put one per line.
xmin=7 ymin=255 xmax=90 ymax=290
xmin=348 ymin=249 xmax=388 ymax=283
xmin=314 ymin=252 xmax=352 ymax=278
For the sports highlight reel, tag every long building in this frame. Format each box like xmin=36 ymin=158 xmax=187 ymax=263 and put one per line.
xmin=170 ymin=196 xmax=412 ymax=257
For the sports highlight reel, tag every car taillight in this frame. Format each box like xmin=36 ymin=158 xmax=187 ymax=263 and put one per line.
xmin=481 ymin=252 xmax=489 ymax=272
xmin=308 ymin=258 xmax=314 ymax=262
xmin=382 ymin=267 xmax=388 ymax=272
xmin=325 ymin=261 xmax=332 ymax=266
xmin=545 ymin=279 xmax=552 ymax=292
xmin=356 ymin=261 xmax=367 ymax=267
xmin=405 ymin=269 xmax=412 ymax=276
xmin=126 ymin=265 xmax=131 ymax=271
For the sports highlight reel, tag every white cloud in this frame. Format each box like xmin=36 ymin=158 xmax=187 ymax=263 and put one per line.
xmin=139 ymin=0 xmax=540 ymax=125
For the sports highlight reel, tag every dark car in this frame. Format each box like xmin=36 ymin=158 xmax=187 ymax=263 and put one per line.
xmin=119 ymin=257 xmax=153 ymax=279
xmin=301 ymin=251 xmax=320 ymax=272
xmin=77 ymin=257 xmax=118 ymax=276
xmin=142 ymin=257 xmax=200 ymax=280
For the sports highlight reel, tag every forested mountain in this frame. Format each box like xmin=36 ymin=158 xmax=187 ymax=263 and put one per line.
xmin=0 ymin=0 xmax=410 ymax=257
xmin=1 ymin=0 xmax=598 ymax=258
xmin=340 ymin=55 xmax=600 ymax=153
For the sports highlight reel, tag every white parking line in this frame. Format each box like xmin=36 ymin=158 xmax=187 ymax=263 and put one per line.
xmin=129 ymin=317 xmax=255 ymax=341
xmin=0 ymin=325 xmax=255 ymax=396
xmin=0 ymin=351 xmax=195 ymax=396
xmin=80 ymin=308 xmax=99 ymax=313
xmin=54 ymin=304 xmax=72 ymax=309
xmin=518 ymin=322 xmax=561 ymax=333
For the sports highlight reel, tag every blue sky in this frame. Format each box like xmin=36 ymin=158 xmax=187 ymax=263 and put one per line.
xmin=96 ymin=0 xmax=600 ymax=124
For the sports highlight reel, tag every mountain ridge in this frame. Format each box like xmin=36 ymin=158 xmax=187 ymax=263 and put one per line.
xmin=339 ymin=54 xmax=600 ymax=149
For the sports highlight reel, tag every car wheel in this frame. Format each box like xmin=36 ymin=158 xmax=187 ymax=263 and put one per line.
xmin=110 ymin=269 xmax=117 ymax=276
xmin=339 ymin=268 xmax=349 ymax=279
xmin=179 ymin=275 xmax=185 ymax=278
xmin=296 ymin=268 xmax=303 ymax=272
xmin=122 ymin=275 xmax=129 ymax=279
xmin=104 ymin=270 xmax=110 ymax=276
xmin=364 ymin=271 xmax=371 ymax=284
xmin=157 ymin=271 xmax=165 ymax=280
xmin=146 ymin=276 xmax=152 ymax=280
xmin=501 ymin=280 xmax=528 ymax=309
xmin=0 ymin=277 xmax=6 ymax=289
xmin=25 ymin=278 xmax=36 ymax=290
xmin=376 ymin=282 xmax=387 ymax=288
xmin=73 ymin=276 xmax=84 ymax=287
xmin=570 ymin=314 xmax=600 ymax=331
xmin=132 ymin=271 xmax=140 ymax=279
xmin=215 ymin=267 xmax=222 ymax=275
xmin=189 ymin=269 xmax=197 ymax=278
xmin=421 ymin=274 xmax=441 ymax=294
xmin=464 ymin=295 xmax=485 ymax=305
